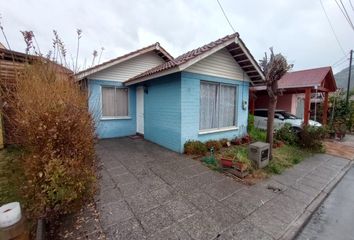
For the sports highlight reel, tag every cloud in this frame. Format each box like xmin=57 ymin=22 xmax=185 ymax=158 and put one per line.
xmin=0 ymin=0 xmax=352 ymax=73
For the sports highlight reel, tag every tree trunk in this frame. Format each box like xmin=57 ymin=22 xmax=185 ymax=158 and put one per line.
xmin=266 ymin=96 xmax=277 ymax=159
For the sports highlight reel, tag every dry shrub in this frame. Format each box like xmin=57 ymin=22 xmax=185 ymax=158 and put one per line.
xmin=204 ymin=140 xmax=222 ymax=151
xmin=184 ymin=140 xmax=207 ymax=155
xmin=1 ymin=61 xmax=96 ymax=219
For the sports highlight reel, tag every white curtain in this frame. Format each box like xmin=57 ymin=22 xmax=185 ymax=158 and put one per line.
xmin=219 ymin=85 xmax=236 ymax=128
xmin=200 ymin=82 xmax=218 ymax=130
xmin=200 ymin=82 xmax=236 ymax=130
xmin=102 ymin=87 xmax=128 ymax=117
xmin=102 ymin=87 xmax=116 ymax=117
xmin=116 ymin=88 xmax=128 ymax=116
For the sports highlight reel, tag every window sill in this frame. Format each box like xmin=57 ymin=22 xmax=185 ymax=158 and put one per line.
xmin=198 ymin=126 xmax=238 ymax=135
xmin=100 ymin=116 xmax=131 ymax=120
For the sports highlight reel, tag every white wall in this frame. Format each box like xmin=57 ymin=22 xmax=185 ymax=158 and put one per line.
xmin=185 ymin=48 xmax=251 ymax=81
xmin=90 ymin=52 xmax=165 ymax=82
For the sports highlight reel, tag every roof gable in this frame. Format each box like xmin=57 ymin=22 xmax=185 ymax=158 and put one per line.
xmin=89 ymin=51 xmax=166 ymax=82
xmin=76 ymin=42 xmax=173 ymax=80
xmin=279 ymin=67 xmax=337 ymax=91
xmin=251 ymin=66 xmax=337 ymax=92
xmin=125 ymin=33 xmax=264 ymax=86
xmin=185 ymin=48 xmax=251 ymax=81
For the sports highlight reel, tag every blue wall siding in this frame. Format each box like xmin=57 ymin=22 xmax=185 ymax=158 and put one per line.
xmin=181 ymin=71 xmax=249 ymax=149
xmin=88 ymin=79 xmax=136 ymax=138
xmin=144 ymin=73 xmax=182 ymax=152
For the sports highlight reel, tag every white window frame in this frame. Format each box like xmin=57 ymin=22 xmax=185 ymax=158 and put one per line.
xmin=199 ymin=81 xmax=238 ymax=133
xmin=100 ymin=86 xmax=130 ymax=120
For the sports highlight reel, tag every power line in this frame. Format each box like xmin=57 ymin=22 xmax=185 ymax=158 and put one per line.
xmin=320 ymin=0 xmax=347 ymax=56
xmin=333 ymin=57 xmax=349 ymax=67
xmin=216 ymin=0 xmax=236 ymax=33
xmin=335 ymin=0 xmax=354 ymax=31
xmin=350 ymin=0 xmax=354 ymax=12
xmin=332 ymin=53 xmax=349 ymax=66
xmin=340 ymin=0 xmax=354 ymax=28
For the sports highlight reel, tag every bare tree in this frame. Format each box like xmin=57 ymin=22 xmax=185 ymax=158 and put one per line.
xmin=259 ymin=48 xmax=292 ymax=158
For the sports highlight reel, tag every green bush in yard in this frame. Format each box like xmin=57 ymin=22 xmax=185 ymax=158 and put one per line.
xmin=249 ymin=127 xmax=266 ymax=142
xmin=298 ymin=125 xmax=326 ymax=152
xmin=275 ymin=123 xmax=298 ymax=145
xmin=184 ymin=140 xmax=208 ymax=155
xmin=248 ymin=114 xmax=255 ymax=132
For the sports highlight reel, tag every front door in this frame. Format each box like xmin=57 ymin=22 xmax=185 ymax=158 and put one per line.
xmin=136 ymin=87 xmax=144 ymax=134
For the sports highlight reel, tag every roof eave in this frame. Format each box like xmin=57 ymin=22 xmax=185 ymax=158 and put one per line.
xmin=125 ymin=66 xmax=182 ymax=86
xmin=234 ymin=36 xmax=265 ymax=82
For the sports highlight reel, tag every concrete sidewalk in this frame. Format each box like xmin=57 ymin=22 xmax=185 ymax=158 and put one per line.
xmin=63 ymin=138 xmax=352 ymax=240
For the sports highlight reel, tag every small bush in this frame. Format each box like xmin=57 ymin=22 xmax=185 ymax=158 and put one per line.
xmin=231 ymin=137 xmax=243 ymax=145
xmin=298 ymin=126 xmax=326 ymax=151
xmin=241 ymin=135 xmax=251 ymax=144
xmin=205 ymin=140 xmax=222 ymax=151
xmin=202 ymin=155 xmax=218 ymax=166
xmin=219 ymin=138 xmax=229 ymax=147
xmin=249 ymin=128 xmax=266 ymax=142
xmin=224 ymin=147 xmax=252 ymax=169
xmin=266 ymin=161 xmax=283 ymax=174
xmin=275 ymin=123 xmax=298 ymax=145
xmin=184 ymin=140 xmax=208 ymax=155
xmin=248 ymin=114 xmax=255 ymax=132
xmin=1 ymin=62 xmax=97 ymax=219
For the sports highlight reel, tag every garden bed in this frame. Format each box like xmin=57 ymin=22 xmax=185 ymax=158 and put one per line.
xmin=184 ymin=130 xmax=315 ymax=185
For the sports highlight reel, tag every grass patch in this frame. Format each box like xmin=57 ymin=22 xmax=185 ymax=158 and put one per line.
xmin=0 ymin=147 xmax=25 ymax=205
xmin=265 ymin=145 xmax=312 ymax=174
xmin=249 ymin=128 xmax=266 ymax=142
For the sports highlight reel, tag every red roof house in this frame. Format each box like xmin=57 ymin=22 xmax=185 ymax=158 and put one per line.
xmin=250 ymin=67 xmax=337 ymax=125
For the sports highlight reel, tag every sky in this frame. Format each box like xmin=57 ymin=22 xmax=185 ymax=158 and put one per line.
xmin=0 ymin=0 xmax=353 ymax=73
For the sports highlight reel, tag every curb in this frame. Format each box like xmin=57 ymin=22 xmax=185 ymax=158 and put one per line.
xmin=279 ymin=160 xmax=354 ymax=240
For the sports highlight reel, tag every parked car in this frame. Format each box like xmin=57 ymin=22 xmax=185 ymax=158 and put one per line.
xmin=253 ymin=109 xmax=322 ymax=131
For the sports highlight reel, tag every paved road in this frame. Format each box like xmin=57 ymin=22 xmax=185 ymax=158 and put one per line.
xmin=296 ymin=166 xmax=354 ymax=240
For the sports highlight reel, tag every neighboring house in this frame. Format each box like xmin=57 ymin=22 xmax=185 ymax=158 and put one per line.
xmin=77 ymin=33 xmax=264 ymax=152
xmin=251 ymin=66 xmax=337 ymax=125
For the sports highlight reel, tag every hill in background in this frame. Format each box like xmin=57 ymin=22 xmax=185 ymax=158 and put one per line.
xmin=334 ymin=66 xmax=354 ymax=90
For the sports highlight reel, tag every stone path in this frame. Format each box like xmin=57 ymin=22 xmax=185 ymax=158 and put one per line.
xmin=93 ymin=138 xmax=351 ymax=240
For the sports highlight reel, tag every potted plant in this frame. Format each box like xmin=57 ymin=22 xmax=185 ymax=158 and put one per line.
xmin=234 ymin=161 xmax=248 ymax=172
xmin=220 ymin=157 xmax=234 ymax=168
xmin=233 ymin=148 xmax=251 ymax=172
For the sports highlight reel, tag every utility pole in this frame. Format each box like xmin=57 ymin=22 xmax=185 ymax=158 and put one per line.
xmin=346 ymin=49 xmax=353 ymax=105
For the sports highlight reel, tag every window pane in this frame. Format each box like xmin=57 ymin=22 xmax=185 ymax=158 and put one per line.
xmin=200 ymin=82 xmax=218 ymax=130
xmin=102 ymin=87 xmax=128 ymax=117
xmin=102 ymin=87 xmax=116 ymax=116
xmin=116 ymin=88 xmax=128 ymax=116
xmin=219 ymin=85 xmax=236 ymax=127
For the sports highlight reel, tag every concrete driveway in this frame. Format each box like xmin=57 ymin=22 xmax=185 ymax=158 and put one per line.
xmin=95 ymin=137 xmax=273 ymax=240
xmin=95 ymin=137 xmax=351 ymax=240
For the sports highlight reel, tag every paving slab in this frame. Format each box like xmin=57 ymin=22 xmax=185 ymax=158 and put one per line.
xmin=163 ymin=196 xmax=197 ymax=222
xmin=99 ymin=200 xmax=134 ymax=227
xmin=138 ymin=205 xmax=174 ymax=234
xmin=217 ymin=219 xmax=273 ymax=240
xmin=104 ymin=218 xmax=146 ymax=240
xmin=92 ymin=138 xmax=352 ymax=240
xmin=147 ymin=223 xmax=192 ymax=240
xmin=179 ymin=211 xmax=222 ymax=240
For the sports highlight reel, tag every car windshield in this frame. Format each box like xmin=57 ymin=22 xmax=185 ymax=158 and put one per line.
xmin=278 ymin=111 xmax=299 ymax=119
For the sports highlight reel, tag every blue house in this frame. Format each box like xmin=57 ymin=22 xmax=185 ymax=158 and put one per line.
xmin=77 ymin=33 xmax=264 ymax=152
